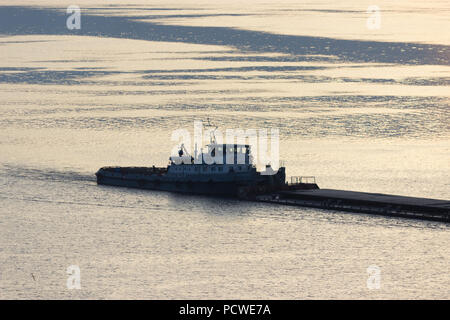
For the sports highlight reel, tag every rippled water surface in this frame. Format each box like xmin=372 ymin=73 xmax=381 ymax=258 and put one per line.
xmin=0 ymin=1 xmax=449 ymax=299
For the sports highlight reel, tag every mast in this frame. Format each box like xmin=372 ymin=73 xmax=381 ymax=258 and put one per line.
xmin=207 ymin=117 xmax=218 ymax=145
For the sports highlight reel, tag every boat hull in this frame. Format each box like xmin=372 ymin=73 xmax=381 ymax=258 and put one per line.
xmin=97 ymin=174 xmax=249 ymax=197
xmin=96 ymin=165 xmax=287 ymax=198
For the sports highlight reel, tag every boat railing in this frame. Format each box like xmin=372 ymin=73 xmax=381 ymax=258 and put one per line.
xmin=289 ymin=176 xmax=316 ymax=184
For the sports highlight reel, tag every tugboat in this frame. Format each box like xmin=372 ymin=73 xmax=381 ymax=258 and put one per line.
xmin=96 ymin=134 xmax=287 ymax=199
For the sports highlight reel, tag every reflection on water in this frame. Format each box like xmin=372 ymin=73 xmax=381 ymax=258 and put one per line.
xmin=0 ymin=1 xmax=449 ymax=299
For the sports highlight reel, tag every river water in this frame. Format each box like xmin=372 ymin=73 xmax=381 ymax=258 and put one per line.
xmin=0 ymin=0 xmax=449 ymax=299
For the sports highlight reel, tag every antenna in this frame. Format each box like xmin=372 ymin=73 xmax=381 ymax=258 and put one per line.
xmin=206 ymin=117 xmax=218 ymax=144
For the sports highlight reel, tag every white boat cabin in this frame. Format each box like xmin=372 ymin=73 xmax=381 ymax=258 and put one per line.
xmin=168 ymin=143 xmax=253 ymax=175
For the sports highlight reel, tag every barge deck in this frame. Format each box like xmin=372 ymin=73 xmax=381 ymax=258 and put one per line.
xmin=256 ymin=188 xmax=450 ymax=222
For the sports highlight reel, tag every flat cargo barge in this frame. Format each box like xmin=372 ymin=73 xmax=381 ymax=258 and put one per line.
xmin=256 ymin=189 xmax=450 ymax=222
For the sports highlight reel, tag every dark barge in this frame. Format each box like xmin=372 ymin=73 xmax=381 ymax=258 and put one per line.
xmin=256 ymin=187 xmax=450 ymax=223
